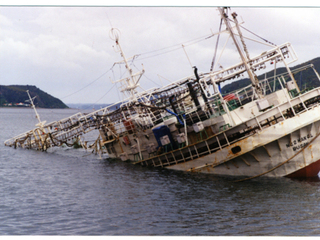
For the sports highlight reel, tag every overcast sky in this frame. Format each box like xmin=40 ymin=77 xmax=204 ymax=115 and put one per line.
xmin=1 ymin=3 xmax=320 ymax=104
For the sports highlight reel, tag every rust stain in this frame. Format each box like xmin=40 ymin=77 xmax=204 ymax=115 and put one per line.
xmin=227 ymin=149 xmax=234 ymax=158
xmin=309 ymin=144 xmax=313 ymax=159
xmin=214 ymin=156 xmax=218 ymax=165
xmin=226 ymin=137 xmax=250 ymax=158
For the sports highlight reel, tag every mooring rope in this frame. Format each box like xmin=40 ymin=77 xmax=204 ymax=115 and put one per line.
xmin=234 ymin=130 xmax=320 ymax=182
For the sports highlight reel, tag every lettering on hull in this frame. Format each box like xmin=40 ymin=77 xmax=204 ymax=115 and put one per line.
xmin=286 ymin=133 xmax=313 ymax=151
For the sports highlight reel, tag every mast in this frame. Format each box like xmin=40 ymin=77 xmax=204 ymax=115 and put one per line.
xmin=218 ymin=7 xmax=263 ymax=99
xmin=26 ymin=90 xmax=46 ymax=130
xmin=109 ymin=28 xmax=145 ymax=101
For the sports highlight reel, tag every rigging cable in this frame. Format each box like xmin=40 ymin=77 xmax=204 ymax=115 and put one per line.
xmin=81 ymin=83 xmax=117 ymax=110
xmin=210 ymin=18 xmax=223 ymax=72
xmin=61 ymin=28 xmax=215 ymax=104
xmin=92 ymin=83 xmax=117 ymax=105
xmin=233 ymin=129 xmax=320 ymax=182
xmin=61 ymin=68 xmax=113 ymax=100
xmin=112 ymin=67 xmax=122 ymax=102
xmin=132 ymin=63 xmax=162 ymax=87
xmin=227 ymin=17 xmax=277 ymax=46
xmin=135 ymin=33 xmax=215 ymax=62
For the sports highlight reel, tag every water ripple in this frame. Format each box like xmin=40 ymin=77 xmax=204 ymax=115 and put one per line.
xmin=1 ymin=108 xmax=320 ymax=235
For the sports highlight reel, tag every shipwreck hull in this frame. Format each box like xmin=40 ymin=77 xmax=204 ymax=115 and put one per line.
xmin=175 ymin=121 xmax=320 ymax=179
xmin=5 ymin=8 xmax=320 ymax=181
xmin=105 ymin=103 xmax=320 ymax=179
xmin=168 ymin=107 xmax=320 ymax=178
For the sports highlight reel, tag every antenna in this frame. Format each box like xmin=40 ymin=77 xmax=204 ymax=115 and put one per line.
xmin=105 ymin=10 xmax=113 ymax=29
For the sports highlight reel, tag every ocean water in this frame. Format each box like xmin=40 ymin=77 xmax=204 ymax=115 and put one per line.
xmin=1 ymin=107 xmax=320 ymax=236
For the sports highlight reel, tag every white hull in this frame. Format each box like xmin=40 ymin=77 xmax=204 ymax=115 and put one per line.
xmin=168 ymin=107 xmax=320 ymax=179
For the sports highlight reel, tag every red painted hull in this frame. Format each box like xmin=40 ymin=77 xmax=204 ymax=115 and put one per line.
xmin=287 ymin=159 xmax=320 ymax=178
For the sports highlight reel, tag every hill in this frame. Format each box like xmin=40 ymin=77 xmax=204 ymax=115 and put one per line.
xmin=0 ymin=85 xmax=68 ymax=108
xmin=220 ymin=57 xmax=320 ymax=94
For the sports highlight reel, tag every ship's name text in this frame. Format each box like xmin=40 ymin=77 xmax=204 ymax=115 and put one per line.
xmin=286 ymin=133 xmax=313 ymax=151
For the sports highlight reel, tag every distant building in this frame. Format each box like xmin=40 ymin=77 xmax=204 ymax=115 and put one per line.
xmin=2 ymin=102 xmax=30 ymax=107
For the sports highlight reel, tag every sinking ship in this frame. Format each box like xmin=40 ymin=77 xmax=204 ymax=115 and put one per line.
xmin=5 ymin=8 xmax=320 ymax=181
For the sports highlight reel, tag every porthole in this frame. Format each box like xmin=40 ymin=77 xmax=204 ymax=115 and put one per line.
xmin=231 ymin=146 xmax=241 ymax=154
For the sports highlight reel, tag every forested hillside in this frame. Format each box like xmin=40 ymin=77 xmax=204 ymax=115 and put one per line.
xmin=220 ymin=57 xmax=320 ymax=94
xmin=0 ymin=85 xmax=68 ymax=108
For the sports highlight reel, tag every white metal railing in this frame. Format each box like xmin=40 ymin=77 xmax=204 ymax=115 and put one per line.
xmin=136 ymin=86 xmax=320 ymax=169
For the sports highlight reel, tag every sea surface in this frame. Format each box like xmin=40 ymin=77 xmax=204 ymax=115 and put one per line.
xmin=1 ymin=107 xmax=320 ymax=236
